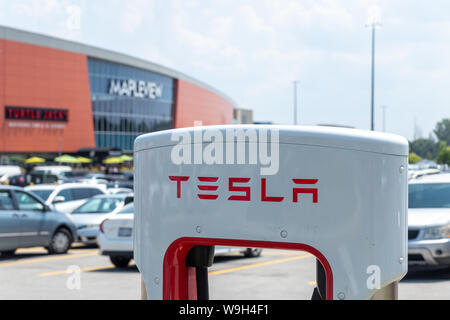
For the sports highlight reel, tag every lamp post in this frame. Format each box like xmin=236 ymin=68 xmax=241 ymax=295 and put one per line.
xmin=366 ymin=6 xmax=382 ymax=131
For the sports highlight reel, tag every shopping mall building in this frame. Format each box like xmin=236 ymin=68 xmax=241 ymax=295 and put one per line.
xmin=0 ymin=26 xmax=236 ymax=156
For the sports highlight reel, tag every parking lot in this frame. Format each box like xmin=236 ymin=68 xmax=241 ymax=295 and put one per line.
xmin=0 ymin=246 xmax=448 ymax=300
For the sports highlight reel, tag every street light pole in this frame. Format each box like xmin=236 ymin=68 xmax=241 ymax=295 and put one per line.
xmin=370 ymin=26 xmax=375 ymax=131
xmin=366 ymin=6 xmax=381 ymax=131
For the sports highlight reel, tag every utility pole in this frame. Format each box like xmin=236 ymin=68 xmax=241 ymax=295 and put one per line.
xmin=366 ymin=6 xmax=382 ymax=131
xmin=370 ymin=26 xmax=375 ymax=131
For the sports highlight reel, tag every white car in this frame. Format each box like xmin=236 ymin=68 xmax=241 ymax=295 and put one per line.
xmin=25 ymin=183 xmax=106 ymax=213
xmin=98 ymin=203 xmax=134 ymax=268
xmin=98 ymin=203 xmax=262 ymax=268
xmin=408 ymin=173 xmax=450 ymax=267
xmin=0 ymin=165 xmax=22 ymax=177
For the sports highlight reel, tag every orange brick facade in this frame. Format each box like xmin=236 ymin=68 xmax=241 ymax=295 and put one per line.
xmin=174 ymin=79 xmax=234 ymax=128
xmin=0 ymin=39 xmax=95 ymax=153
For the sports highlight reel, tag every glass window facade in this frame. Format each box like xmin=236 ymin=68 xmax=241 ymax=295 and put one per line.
xmin=88 ymin=58 xmax=174 ymax=152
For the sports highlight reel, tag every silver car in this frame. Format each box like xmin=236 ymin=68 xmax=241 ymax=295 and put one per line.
xmin=71 ymin=193 xmax=132 ymax=245
xmin=25 ymin=183 xmax=106 ymax=214
xmin=0 ymin=186 xmax=77 ymax=255
xmin=408 ymin=173 xmax=450 ymax=267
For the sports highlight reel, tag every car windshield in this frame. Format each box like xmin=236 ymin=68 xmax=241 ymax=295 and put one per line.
xmin=408 ymin=183 xmax=450 ymax=208
xmin=28 ymin=189 xmax=53 ymax=201
xmin=118 ymin=203 xmax=134 ymax=214
xmin=72 ymin=197 xmax=122 ymax=214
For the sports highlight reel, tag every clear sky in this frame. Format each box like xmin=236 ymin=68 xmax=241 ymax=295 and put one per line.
xmin=1 ymin=0 xmax=449 ymax=140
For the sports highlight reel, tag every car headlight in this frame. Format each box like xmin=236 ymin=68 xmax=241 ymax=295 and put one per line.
xmin=422 ymin=224 xmax=450 ymax=240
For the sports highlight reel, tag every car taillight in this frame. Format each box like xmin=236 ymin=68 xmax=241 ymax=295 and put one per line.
xmin=99 ymin=219 xmax=109 ymax=233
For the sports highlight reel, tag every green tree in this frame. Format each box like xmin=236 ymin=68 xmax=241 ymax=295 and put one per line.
xmin=434 ymin=118 xmax=450 ymax=145
xmin=436 ymin=146 xmax=450 ymax=165
xmin=408 ymin=152 xmax=422 ymax=164
xmin=409 ymin=138 xmax=438 ymax=159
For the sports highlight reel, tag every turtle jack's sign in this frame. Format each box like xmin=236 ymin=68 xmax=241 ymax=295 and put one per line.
xmin=5 ymin=106 xmax=69 ymax=122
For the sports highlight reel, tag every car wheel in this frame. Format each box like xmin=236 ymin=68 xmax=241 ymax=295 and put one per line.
xmin=47 ymin=228 xmax=72 ymax=254
xmin=0 ymin=249 xmax=16 ymax=257
xmin=244 ymin=248 xmax=262 ymax=257
xmin=110 ymin=256 xmax=131 ymax=268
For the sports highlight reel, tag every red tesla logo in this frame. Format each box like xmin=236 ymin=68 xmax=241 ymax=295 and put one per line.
xmin=168 ymin=176 xmax=318 ymax=203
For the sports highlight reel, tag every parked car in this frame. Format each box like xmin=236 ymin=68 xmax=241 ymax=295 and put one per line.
xmin=0 ymin=166 xmax=23 ymax=186
xmin=8 ymin=172 xmax=68 ymax=187
xmin=63 ymin=170 xmax=90 ymax=182
xmin=4 ymin=173 xmax=31 ymax=187
xmin=105 ymin=171 xmax=134 ymax=190
xmin=408 ymin=168 xmax=440 ymax=181
xmin=98 ymin=202 xmax=135 ymax=267
xmin=415 ymin=159 xmax=439 ymax=170
xmin=98 ymin=203 xmax=261 ymax=269
xmin=77 ymin=173 xmax=109 ymax=185
xmin=32 ymin=165 xmax=72 ymax=176
xmin=71 ymin=193 xmax=132 ymax=245
xmin=25 ymin=183 xmax=106 ymax=213
xmin=0 ymin=165 xmax=22 ymax=178
xmin=408 ymin=173 xmax=450 ymax=267
xmin=0 ymin=186 xmax=77 ymax=255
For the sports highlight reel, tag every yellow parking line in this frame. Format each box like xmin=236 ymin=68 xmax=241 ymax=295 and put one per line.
xmin=16 ymin=247 xmax=48 ymax=254
xmin=0 ymin=252 xmax=98 ymax=268
xmin=209 ymin=253 xmax=312 ymax=276
xmin=16 ymin=247 xmax=97 ymax=254
xmin=39 ymin=261 xmax=136 ymax=277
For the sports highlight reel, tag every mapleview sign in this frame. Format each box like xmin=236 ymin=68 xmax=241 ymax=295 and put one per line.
xmin=5 ymin=106 xmax=69 ymax=122
xmin=108 ymin=79 xmax=163 ymax=99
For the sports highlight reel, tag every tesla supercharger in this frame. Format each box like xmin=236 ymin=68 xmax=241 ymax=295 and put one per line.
xmin=134 ymin=125 xmax=408 ymax=300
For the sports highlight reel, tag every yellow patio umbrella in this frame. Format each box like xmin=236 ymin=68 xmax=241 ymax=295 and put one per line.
xmin=76 ymin=156 xmax=92 ymax=163
xmin=54 ymin=154 xmax=78 ymax=163
xmin=25 ymin=156 xmax=45 ymax=164
xmin=120 ymin=154 xmax=133 ymax=161
xmin=103 ymin=157 xmax=123 ymax=164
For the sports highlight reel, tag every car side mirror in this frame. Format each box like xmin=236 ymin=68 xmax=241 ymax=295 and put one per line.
xmin=43 ymin=204 xmax=51 ymax=212
xmin=52 ymin=196 xmax=65 ymax=204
